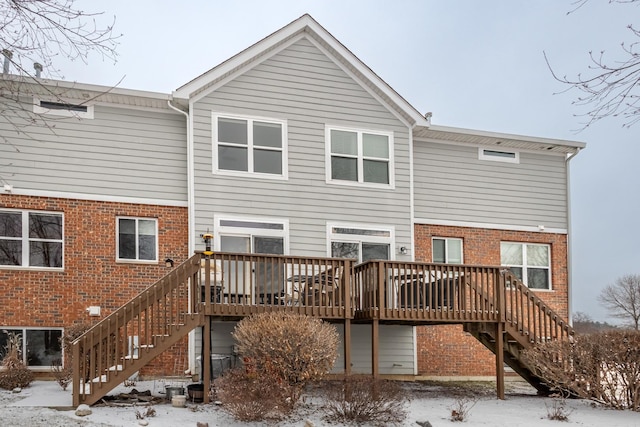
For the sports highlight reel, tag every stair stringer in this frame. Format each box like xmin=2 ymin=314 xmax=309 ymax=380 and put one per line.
xmin=80 ymin=312 xmax=204 ymax=406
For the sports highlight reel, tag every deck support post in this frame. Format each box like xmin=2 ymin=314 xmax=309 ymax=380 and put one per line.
xmin=372 ymin=319 xmax=379 ymax=378
xmin=344 ymin=319 xmax=351 ymax=376
xmin=495 ymin=321 xmax=505 ymax=400
xmin=203 ymin=320 xmax=211 ymax=404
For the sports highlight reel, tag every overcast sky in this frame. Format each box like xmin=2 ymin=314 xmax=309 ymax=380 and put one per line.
xmin=58 ymin=0 xmax=638 ymax=322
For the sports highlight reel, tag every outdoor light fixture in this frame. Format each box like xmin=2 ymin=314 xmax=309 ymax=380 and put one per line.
xmin=165 ymin=258 xmax=174 ymax=268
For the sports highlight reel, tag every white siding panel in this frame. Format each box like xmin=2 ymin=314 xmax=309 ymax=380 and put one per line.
xmin=192 ymin=37 xmax=413 ymax=257
xmin=414 ymin=141 xmax=568 ymax=229
xmin=0 ymin=104 xmax=187 ymax=202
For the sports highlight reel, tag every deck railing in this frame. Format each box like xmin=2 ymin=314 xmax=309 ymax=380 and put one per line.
xmin=353 ymin=260 xmax=505 ymax=322
xmin=199 ymin=252 xmax=354 ymax=319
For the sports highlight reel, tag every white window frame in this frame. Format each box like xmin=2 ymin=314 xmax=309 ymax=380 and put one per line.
xmin=0 ymin=327 xmax=64 ymax=371
xmin=213 ymin=216 xmax=289 ymax=254
xmin=478 ymin=147 xmax=519 ymax=164
xmin=326 ymin=222 xmax=395 ymax=263
xmin=116 ymin=217 xmax=159 ymax=263
xmin=432 ymin=237 xmax=463 ymax=264
xmin=212 ymin=112 xmax=288 ymax=180
xmin=0 ymin=209 xmax=64 ymax=270
xmin=325 ymin=125 xmax=395 ymax=188
xmin=33 ymin=97 xmax=94 ymax=119
xmin=500 ymin=242 xmax=551 ymax=290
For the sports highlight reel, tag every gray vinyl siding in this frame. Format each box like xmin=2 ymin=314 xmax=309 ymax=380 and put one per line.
xmin=0 ymin=104 xmax=187 ymax=202
xmin=332 ymin=324 xmax=414 ymax=375
xmin=208 ymin=322 xmax=414 ymax=376
xmin=413 ymin=141 xmax=568 ymax=230
xmin=191 ymin=37 xmax=412 ymax=256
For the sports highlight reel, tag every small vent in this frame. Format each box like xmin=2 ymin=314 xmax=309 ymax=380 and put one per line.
xmin=40 ymin=100 xmax=88 ymax=113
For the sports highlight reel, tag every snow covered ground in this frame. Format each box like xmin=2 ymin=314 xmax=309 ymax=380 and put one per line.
xmin=2 ymin=379 xmax=639 ymax=426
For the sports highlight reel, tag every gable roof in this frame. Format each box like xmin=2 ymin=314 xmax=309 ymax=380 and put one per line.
xmin=172 ymin=14 xmax=429 ymax=127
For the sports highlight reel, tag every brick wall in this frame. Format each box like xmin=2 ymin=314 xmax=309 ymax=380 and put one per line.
xmin=414 ymin=223 xmax=569 ymax=376
xmin=0 ymin=194 xmax=189 ymax=376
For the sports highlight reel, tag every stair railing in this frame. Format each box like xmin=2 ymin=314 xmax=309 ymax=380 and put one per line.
xmin=72 ymin=253 xmax=202 ymax=406
xmin=502 ymin=270 xmax=574 ymax=345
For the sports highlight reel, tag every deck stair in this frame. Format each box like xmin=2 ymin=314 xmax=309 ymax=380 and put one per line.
xmin=72 ymin=254 xmax=204 ymax=406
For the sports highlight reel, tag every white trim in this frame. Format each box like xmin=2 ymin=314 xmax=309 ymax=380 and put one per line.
xmin=413 ymin=218 xmax=567 ymax=235
xmin=412 ymin=326 xmax=418 ymax=375
xmin=4 ymin=188 xmax=188 ymax=207
xmin=0 ymin=209 xmax=64 ymax=270
xmin=408 ymin=127 xmax=416 ymax=261
xmin=415 ymin=136 xmax=578 ymax=157
xmin=326 ymin=221 xmax=396 ymax=262
xmin=501 ymin=241 xmax=552 ymax=291
xmin=478 ymin=147 xmax=520 ymax=164
xmin=0 ymin=327 xmax=64 ymax=368
xmin=33 ymin=97 xmax=94 ymax=119
xmin=212 ymin=112 xmax=289 ymax=180
xmin=325 ymin=125 xmax=395 ymax=189
xmin=213 ymin=215 xmax=290 ymax=254
xmin=431 ymin=236 xmax=464 ymax=264
xmin=422 ymin=124 xmax=586 ymax=149
xmin=115 ymin=217 xmax=159 ymax=263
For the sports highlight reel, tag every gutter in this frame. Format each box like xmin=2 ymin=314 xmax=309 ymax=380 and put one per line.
xmin=167 ymin=97 xmax=197 ymax=375
xmin=565 ymin=147 xmax=583 ymax=325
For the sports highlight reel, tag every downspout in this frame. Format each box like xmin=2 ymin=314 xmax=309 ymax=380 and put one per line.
xmin=167 ymin=97 xmax=197 ymax=375
xmin=565 ymin=147 xmax=583 ymax=325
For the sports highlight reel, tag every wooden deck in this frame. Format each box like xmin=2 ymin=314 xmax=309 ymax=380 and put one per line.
xmin=72 ymin=252 xmax=574 ymax=406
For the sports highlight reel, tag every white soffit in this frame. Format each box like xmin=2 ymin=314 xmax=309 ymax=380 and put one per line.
xmin=414 ymin=125 xmax=586 ymax=154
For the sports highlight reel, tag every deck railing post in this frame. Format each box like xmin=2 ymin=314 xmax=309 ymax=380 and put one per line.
xmin=376 ymin=261 xmax=385 ymax=318
xmin=344 ymin=259 xmax=352 ymax=318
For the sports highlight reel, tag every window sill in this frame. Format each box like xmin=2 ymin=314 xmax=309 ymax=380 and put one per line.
xmin=213 ymin=169 xmax=289 ymax=181
xmin=0 ymin=266 xmax=64 ymax=272
xmin=326 ymin=179 xmax=395 ymax=190
xmin=116 ymin=260 xmax=159 ymax=265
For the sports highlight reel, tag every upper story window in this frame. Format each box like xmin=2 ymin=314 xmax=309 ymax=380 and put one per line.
xmin=213 ymin=114 xmax=288 ymax=179
xmin=432 ymin=237 xmax=463 ymax=264
xmin=326 ymin=126 xmax=394 ymax=187
xmin=500 ymin=242 xmax=551 ymax=290
xmin=0 ymin=210 xmax=63 ymax=269
xmin=33 ymin=97 xmax=94 ymax=119
xmin=478 ymin=147 xmax=519 ymax=164
xmin=117 ymin=217 xmax=158 ymax=263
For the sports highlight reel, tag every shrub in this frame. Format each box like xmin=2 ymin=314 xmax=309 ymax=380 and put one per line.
xmin=322 ymin=375 xmax=408 ymax=426
xmin=546 ymin=398 xmax=572 ymax=421
xmin=216 ymin=312 xmax=339 ymax=421
xmin=522 ymin=330 xmax=640 ymax=410
xmin=215 ymin=367 xmax=294 ymax=422
xmin=449 ymin=396 xmax=477 ymax=422
xmin=0 ymin=332 xmax=33 ymax=389
xmin=51 ymin=323 xmax=90 ymax=391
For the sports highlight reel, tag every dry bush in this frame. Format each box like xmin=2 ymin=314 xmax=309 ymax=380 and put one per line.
xmin=449 ymin=396 xmax=478 ymax=422
xmin=233 ymin=312 xmax=338 ymax=398
xmin=216 ymin=313 xmax=338 ymax=421
xmin=48 ymin=323 xmax=91 ymax=391
xmin=51 ymin=358 xmax=72 ymax=390
xmin=522 ymin=330 xmax=640 ymax=410
xmin=322 ymin=375 xmax=408 ymax=426
xmin=215 ymin=367 xmax=294 ymax=422
xmin=0 ymin=332 xmax=34 ymax=389
xmin=546 ymin=398 xmax=572 ymax=421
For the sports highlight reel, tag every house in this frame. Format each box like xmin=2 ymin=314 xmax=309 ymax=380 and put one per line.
xmin=0 ymin=15 xmax=584 ymax=404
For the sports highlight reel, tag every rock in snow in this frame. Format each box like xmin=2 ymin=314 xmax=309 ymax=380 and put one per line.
xmin=75 ymin=404 xmax=92 ymax=416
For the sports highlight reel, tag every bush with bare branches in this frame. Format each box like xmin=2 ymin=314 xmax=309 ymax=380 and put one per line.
xmin=322 ymin=375 xmax=408 ymax=426
xmin=522 ymin=330 xmax=640 ymax=410
xmin=0 ymin=332 xmax=33 ymax=389
xmin=216 ymin=313 xmax=339 ymax=421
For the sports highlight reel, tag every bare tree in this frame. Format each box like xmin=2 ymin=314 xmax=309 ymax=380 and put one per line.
xmin=546 ymin=0 xmax=640 ymax=128
xmin=599 ymin=274 xmax=640 ymax=330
